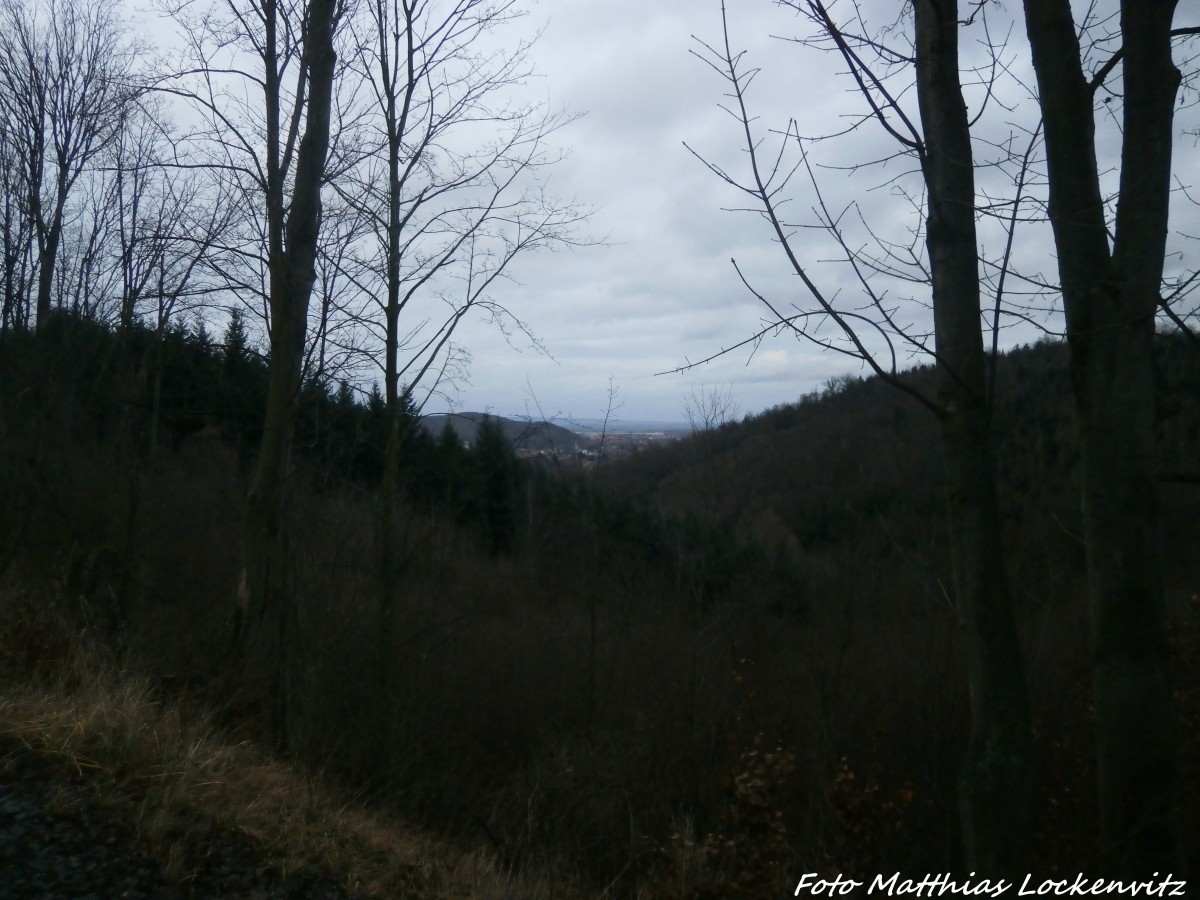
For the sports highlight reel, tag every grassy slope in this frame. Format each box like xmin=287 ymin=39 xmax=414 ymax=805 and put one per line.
xmin=0 ymin=585 xmax=579 ymax=899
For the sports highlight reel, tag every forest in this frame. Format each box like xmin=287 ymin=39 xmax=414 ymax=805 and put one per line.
xmin=1 ymin=0 xmax=1199 ymax=897
xmin=2 ymin=314 xmax=1198 ymax=896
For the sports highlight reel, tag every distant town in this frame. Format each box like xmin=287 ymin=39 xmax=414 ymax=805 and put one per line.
xmin=556 ymin=425 xmax=686 ymax=466
xmin=420 ymin=412 xmax=691 ymax=465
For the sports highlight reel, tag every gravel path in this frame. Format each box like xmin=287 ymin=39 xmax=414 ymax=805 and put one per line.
xmin=0 ymin=739 xmax=365 ymax=899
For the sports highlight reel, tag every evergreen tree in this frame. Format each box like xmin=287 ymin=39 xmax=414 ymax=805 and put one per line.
xmin=472 ymin=415 xmax=519 ymax=554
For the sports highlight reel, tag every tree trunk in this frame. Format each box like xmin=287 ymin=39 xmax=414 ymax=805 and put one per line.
xmin=35 ymin=217 xmax=62 ymax=329
xmin=914 ymin=0 xmax=1030 ymax=873
xmin=1022 ymin=0 xmax=1180 ymax=876
xmin=233 ymin=0 xmax=340 ymax=749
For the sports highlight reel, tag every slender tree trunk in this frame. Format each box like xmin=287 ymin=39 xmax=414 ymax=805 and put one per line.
xmin=35 ymin=218 xmax=62 ymax=328
xmin=914 ymin=0 xmax=1030 ymax=873
xmin=375 ymin=0 xmax=420 ymax=704
xmin=1022 ymin=0 xmax=1180 ymax=876
xmin=234 ymin=0 xmax=340 ymax=749
xmin=378 ymin=108 xmax=403 ymax=706
xmin=1 ymin=198 xmax=26 ymax=337
xmin=0 ymin=253 xmax=14 ymax=338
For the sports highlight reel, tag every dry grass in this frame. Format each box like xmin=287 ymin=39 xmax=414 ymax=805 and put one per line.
xmin=0 ymin=584 xmax=583 ymax=900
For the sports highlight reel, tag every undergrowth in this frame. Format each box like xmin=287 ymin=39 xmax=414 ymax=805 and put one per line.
xmin=0 ymin=583 xmax=579 ymax=899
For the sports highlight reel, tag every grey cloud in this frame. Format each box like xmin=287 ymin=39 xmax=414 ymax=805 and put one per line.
xmin=441 ymin=0 xmax=1199 ymax=421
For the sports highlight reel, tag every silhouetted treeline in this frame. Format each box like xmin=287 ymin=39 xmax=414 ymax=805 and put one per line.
xmin=4 ymin=315 xmax=1196 ymax=617
xmin=0 ymin=312 xmax=797 ymax=600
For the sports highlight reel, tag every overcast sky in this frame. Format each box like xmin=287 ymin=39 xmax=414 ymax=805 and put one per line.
xmin=430 ymin=0 xmax=1200 ymax=426
xmin=434 ymin=0 xmax=1039 ymax=424
xmin=435 ymin=0 xmax=855 ymax=423
xmin=429 ymin=1 xmax=854 ymax=423
xmin=141 ymin=0 xmax=1197 ymax=425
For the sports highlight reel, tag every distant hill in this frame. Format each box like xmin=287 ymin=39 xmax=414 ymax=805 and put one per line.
xmin=421 ymin=412 xmax=580 ymax=453
xmin=600 ymin=335 xmax=1200 ymax=602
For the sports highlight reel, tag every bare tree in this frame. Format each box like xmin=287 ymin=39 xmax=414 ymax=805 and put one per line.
xmin=0 ymin=0 xmax=138 ymax=330
xmin=336 ymin=0 xmax=585 ymax=413
xmin=55 ymin=160 xmax=120 ymax=322
xmin=681 ymin=383 xmax=741 ymax=436
xmin=158 ymin=0 xmax=347 ymax=745
xmin=104 ymin=99 xmax=226 ymax=333
xmin=0 ymin=114 xmax=35 ymax=335
xmin=911 ymin=2 xmax=1031 ymax=871
xmin=104 ymin=100 xmax=239 ymax=457
xmin=1022 ymin=0 xmax=1197 ymax=876
xmin=689 ymin=0 xmax=1030 ymax=872
xmin=336 ymin=0 xmax=585 ymax=693
xmin=681 ymin=383 xmax=741 ymax=516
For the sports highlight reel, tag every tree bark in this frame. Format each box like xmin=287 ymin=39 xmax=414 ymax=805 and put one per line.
xmin=913 ymin=0 xmax=1031 ymax=874
xmin=234 ymin=0 xmax=341 ymax=749
xmin=35 ymin=218 xmax=62 ymax=328
xmin=1022 ymin=0 xmax=1180 ymax=876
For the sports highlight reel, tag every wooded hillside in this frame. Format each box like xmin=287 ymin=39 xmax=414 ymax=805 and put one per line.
xmin=2 ymin=318 xmax=1197 ymax=894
